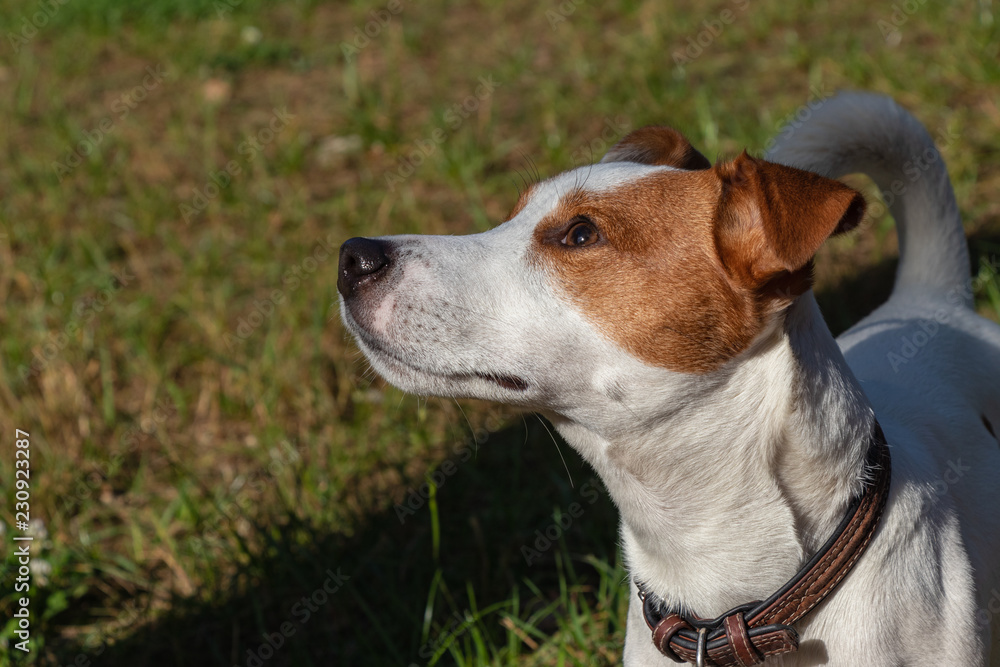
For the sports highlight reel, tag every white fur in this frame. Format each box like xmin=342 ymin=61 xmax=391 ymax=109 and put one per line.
xmin=340 ymin=92 xmax=1000 ymax=665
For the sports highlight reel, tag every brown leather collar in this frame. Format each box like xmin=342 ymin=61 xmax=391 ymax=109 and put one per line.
xmin=636 ymin=421 xmax=892 ymax=666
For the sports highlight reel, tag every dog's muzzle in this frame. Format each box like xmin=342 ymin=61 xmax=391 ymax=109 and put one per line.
xmin=338 ymin=236 xmax=390 ymax=299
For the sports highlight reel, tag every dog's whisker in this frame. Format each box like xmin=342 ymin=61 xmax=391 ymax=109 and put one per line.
xmin=525 ymin=152 xmax=541 ymax=186
xmin=535 ymin=414 xmax=573 ymax=489
xmin=513 ymin=152 xmax=539 ymax=195
xmin=451 ymin=397 xmax=480 ymax=456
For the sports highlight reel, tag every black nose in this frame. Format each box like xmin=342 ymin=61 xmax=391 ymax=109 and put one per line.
xmin=338 ymin=237 xmax=390 ymax=298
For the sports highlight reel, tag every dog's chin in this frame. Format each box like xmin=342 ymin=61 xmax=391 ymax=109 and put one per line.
xmin=345 ymin=320 xmax=531 ymax=401
xmin=362 ymin=340 xmax=531 ymax=400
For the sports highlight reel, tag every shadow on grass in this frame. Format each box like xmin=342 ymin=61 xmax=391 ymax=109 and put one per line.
xmin=46 ymin=235 xmax=1000 ymax=667
xmin=49 ymin=418 xmax=621 ymax=667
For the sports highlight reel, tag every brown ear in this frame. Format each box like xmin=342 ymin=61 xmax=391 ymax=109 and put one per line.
xmin=601 ymin=126 xmax=711 ymax=170
xmin=713 ymin=151 xmax=866 ymax=299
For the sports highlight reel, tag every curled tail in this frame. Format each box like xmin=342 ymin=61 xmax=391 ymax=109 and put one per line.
xmin=765 ymin=91 xmax=971 ymax=306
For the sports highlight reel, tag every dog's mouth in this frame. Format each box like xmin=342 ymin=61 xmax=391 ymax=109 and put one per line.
xmin=475 ymin=373 xmax=529 ymax=391
xmin=346 ymin=315 xmax=530 ymax=394
xmin=379 ymin=345 xmax=530 ymax=393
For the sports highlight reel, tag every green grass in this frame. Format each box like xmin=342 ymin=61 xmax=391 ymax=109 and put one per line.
xmin=0 ymin=0 xmax=999 ymax=665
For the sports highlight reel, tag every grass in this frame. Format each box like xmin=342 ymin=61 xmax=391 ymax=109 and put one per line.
xmin=0 ymin=0 xmax=998 ymax=665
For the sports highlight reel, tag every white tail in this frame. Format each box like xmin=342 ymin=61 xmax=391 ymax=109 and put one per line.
xmin=766 ymin=91 xmax=971 ymax=306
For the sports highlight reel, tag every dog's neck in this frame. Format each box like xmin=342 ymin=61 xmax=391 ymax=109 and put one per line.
xmin=551 ymin=291 xmax=875 ymax=618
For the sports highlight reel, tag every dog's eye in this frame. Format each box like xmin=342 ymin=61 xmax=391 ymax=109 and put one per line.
xmin=562 ymin=217 xmax=599 ymax=247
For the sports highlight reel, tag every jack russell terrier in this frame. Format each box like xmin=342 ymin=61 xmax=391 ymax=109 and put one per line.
xmin=337 ymin=92 xmax=1000 ymax=666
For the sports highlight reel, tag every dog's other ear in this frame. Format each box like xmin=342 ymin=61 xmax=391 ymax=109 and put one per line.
xmin=713 ymin=151 xmax=866 ymax=300
xmin=601 ymin=126 xmax=712 ymax=170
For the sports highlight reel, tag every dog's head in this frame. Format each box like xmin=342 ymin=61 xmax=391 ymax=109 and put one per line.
xmin=338 ymin=126 xmax=864 ymax=430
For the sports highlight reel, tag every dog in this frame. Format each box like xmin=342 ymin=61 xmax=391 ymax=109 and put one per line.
xmin=337 ymin=91 xmax=1000 ymax=665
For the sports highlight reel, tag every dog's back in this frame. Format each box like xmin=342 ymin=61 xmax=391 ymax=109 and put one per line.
xmin=769 ymin=91 xmax=1000 ymax=657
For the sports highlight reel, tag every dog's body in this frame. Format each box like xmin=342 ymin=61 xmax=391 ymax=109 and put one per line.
xmin=338 ymin=92 xmax=1000 ymax=665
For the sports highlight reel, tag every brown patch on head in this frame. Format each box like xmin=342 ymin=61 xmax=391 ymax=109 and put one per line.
xmin=531 ymin=170 xmax=752 ymax=373
xmin=602 ymin=126 xmax=712 ymax=170
xmin=531 ymin=156 xmax=865 ymax=373
xmin=504 ymin=182 xmax=537 ymax=221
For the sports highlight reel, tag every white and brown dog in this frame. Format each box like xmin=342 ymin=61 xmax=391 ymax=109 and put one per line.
xmin=338 ymin=92 xmax=1000 ymax=665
